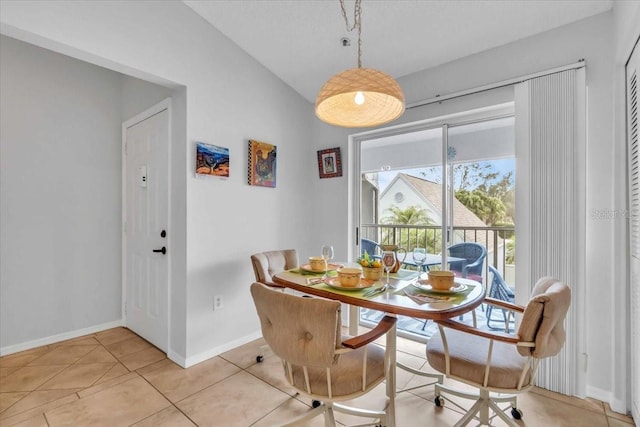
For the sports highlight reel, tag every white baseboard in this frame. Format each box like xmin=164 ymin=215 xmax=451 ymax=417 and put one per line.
xmin=585 ymin=385 xmax=632 ymax=416
xmin=586 ymin=385 xmax=612 ymax=405
xmin=183 ymin=331 xmax=263 ymax=368
xmin=167 ymin=349 xmax=186 ymax=368
xmin=0 ymin=319 xmax=125 ymax=356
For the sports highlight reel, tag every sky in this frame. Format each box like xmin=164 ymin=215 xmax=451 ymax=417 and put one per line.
xmin=376 ymin=158 xmax=515 ymax=192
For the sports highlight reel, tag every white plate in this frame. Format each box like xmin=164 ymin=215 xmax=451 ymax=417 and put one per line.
xmin=323 ymin=277 xmax=376 ymax=291
xmin=412 ymin=280 xmax=468 ymax=294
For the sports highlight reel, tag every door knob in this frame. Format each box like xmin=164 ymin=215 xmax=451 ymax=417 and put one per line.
xmin=153 ymin=247 xmax=166 ymax=255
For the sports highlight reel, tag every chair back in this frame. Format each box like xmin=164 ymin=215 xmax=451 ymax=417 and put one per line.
xmin=250 ymin=249 xmax=298 ymax=287
xmin=516 ymin=277 xmax=571 ymax=358
xmin=487 ymin=265 xmax=514 ymax=301
xmin=361 ymin=238 xmax=381 ymax=257
xmin=448 ymin=242 xmax=487 ymax=277
xmin=250 ymin=282 xmax=341 ymax=368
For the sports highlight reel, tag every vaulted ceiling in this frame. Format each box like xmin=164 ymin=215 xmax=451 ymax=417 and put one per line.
xmin=185 ymin=0 xmax=612 ymax=103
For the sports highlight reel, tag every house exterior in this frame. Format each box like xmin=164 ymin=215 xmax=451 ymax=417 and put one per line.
xmin=0 ymin=1 xmax=638 ymax=418
xmin=380 ymin=173 xmax=488 ymax=230
xmin=378 ymin=173 xmax=504 ymax=279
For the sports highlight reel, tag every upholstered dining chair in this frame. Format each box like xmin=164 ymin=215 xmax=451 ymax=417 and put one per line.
xmin=250 ymin=282 xmax=397 ymax=427
xmin=250 ymin=249 xmax=299 ymax=289
xmin=250 ymin=249 xmax=299 ymax=362
xmin=426 ymin=276 xmax=571 ymax=427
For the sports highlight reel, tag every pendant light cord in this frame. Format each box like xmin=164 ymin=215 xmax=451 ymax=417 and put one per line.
xmin=340 ymin=0 xmax=362 ymax=68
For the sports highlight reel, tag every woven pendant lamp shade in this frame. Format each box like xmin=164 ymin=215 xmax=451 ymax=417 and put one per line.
xmin=315 ymin=67 xmax=405 ymax=128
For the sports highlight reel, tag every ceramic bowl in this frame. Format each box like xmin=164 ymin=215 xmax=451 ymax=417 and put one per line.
xmin=362 ymin=267 xmax=383 ymax=280
xmin=337 ymin=268 xmax=362 ymax=287
xmin=309 ymin=256 xmax=326 ymax=271
xmin=428 ymin=270 xmax=455 ymax=290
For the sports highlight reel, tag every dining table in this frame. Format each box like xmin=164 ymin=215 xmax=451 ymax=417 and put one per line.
xmin=401 ymin=252 xmax=466 ymax=272
xmin=273 ymin=264 xmax=485 ymax=427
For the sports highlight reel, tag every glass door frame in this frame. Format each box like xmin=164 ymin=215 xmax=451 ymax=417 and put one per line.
xmin=349 ymin=102 xmax=515 ymax=263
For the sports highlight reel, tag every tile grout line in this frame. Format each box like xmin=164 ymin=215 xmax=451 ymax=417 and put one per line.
xmin=135 ymin=370 xmax=200 ymax=426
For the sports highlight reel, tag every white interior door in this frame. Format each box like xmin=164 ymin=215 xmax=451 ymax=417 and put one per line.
xmin=123 ymin=103 xmax=170 ymax=352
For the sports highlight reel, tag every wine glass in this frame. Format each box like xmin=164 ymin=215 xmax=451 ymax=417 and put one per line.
xmin=381 ymin=250 xmax=396 ymax=287
xmin=321 ymin=245 xmax=334 ymax=278
xmin=412 ymin=248 xmax=427 ymax=279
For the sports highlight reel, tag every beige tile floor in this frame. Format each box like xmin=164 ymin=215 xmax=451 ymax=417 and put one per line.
xmin=0 ymin=327 xmax=635 ymax=426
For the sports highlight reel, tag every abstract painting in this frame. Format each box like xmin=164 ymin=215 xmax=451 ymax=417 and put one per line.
xmin=248 ymin=139 xmax=277 ymax=187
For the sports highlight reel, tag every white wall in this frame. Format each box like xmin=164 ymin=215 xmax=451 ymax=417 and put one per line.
xmin=0 ymin=35 xmax=170 ymax=350
xmin=312 ymin=9 xmax=633 ymax=412
xmin=0 ymin=0 xmax=315 ymax=365
xmin=1 ymin=0 xmax=637 ymax=413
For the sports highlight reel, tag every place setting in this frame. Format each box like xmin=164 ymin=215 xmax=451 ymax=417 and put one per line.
xmin=403 ymin=270 xmax=471 ymax=304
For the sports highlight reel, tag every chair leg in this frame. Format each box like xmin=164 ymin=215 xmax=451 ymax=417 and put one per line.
xmin=435 ymin=382 xmax=520 ymax=427
xmin=324 ymin=404 xmax=335 ymax=427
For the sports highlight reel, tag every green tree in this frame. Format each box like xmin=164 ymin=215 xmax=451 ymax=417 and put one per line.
xmin=380 ymin=206 xmax=440 ymax=251
xmin=422 ymin=162 xmax=514 ymax=225
xmin=455 ymin=189 xmax=507 ymax=226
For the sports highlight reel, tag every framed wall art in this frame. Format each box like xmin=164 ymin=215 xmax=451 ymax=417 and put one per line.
xmin=196 ymin=142 xmax=230 ymax=177
xmin=317 ymin=147 xmax=342 ymax=179
xmin=248 ymin=139 xmax=277 ymax=187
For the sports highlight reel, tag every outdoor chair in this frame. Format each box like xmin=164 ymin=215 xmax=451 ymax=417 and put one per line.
xmin=448 ymin=242 xmax=487 ymax=282
xmin=448 ymin=242 xmax=486 ymax=322
xmin=426 ymin=276 xmax=571 ymax=426
xmin=361 ymin=238 xmax=382 ymax=259
xmin=486 ymin=265 xmax=516 ymax=332
xmin=250 ymin=282 xmax=396 ymax=427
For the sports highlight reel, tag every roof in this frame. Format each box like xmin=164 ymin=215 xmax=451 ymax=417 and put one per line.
xmin=381 ymin=173 xmax=499 ymax=249
xmin=382 ymin=174 xmax=487 ymax=228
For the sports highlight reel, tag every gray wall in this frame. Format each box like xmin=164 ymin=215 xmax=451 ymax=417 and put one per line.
xmin=0 ymin=35 xmax=172 ymax=349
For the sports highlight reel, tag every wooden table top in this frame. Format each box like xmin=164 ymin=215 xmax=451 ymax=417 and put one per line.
xmin=273 ymin=266 xmax=484 ymax=321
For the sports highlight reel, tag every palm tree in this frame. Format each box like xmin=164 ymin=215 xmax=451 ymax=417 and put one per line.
xmin=380 ymin=206 xmax=440 ymax=252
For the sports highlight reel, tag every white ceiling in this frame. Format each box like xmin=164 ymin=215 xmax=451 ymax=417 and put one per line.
xmin=184 ymin=0 xmax=612 ymax=104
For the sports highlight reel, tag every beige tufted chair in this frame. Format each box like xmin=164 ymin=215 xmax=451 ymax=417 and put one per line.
xmin=250 ymin=282 xmax=397 ymax=427
xmin=250 ymin=249 xmax=300 ymax=363
xmin=251 ymin=249 xmax=299 ymax=289
xmin=426 ymin=277 xmax=571 ymax=427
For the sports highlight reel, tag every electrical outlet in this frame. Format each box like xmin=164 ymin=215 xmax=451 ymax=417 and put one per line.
xmin=213 ymin=295 xmax=224 ymax=311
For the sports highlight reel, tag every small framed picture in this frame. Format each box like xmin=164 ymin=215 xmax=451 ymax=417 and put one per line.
xmin=248 ymin=139 xmax=277 ymax=188
xmin=317 ymin=147 xmax=342 ymax=179
xmin=196 ymin=142 xmax=230 ymax=177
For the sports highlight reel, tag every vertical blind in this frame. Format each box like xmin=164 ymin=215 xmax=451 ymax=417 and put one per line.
xmin=515 ymin=68 xmax=586 ymax=395
xmin=626 ymin=43 xmax=640 ymax=421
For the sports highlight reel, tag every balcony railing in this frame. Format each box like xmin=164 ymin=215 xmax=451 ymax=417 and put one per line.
xmin=360 ymin=223 xmax=515 ymax=283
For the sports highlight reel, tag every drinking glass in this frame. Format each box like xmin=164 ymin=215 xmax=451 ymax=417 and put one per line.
xmin=321 ymin=245 xmax=334 ymax=278
xmin=381 ymin=250 xmax=396 ymax=287
xmin=412 ymin=248 xmax=427 ymax=278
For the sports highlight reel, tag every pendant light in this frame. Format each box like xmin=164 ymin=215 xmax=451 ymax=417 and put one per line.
xmin=315 ymin=0 xmax=405 ymax=128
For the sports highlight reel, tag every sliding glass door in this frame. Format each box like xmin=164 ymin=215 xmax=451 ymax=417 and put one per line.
xmin=355 ymin=106 xmax=515 ymax=340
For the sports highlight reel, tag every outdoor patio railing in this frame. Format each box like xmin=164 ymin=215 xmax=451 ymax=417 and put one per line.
xmin=359 ymin=223 xmax=515 ymax=283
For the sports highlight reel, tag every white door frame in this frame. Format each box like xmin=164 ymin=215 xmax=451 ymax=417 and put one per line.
xmin=121 ymin=97 xmax=172 ymax=351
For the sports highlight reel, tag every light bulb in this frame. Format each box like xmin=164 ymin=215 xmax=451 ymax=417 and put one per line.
xmin=354 ymin=91 xmax=365 ymax=105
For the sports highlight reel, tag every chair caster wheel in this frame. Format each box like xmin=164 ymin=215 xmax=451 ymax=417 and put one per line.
xmin=511 ymin=407 xmax=523 ymax=420
xmin=312 ymin=400 xmax=321 ymax=408
xmin=434 ymin=396 xmax=445 ymax=407
xmin=256 ymin=355 xmax=264 ymax=363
